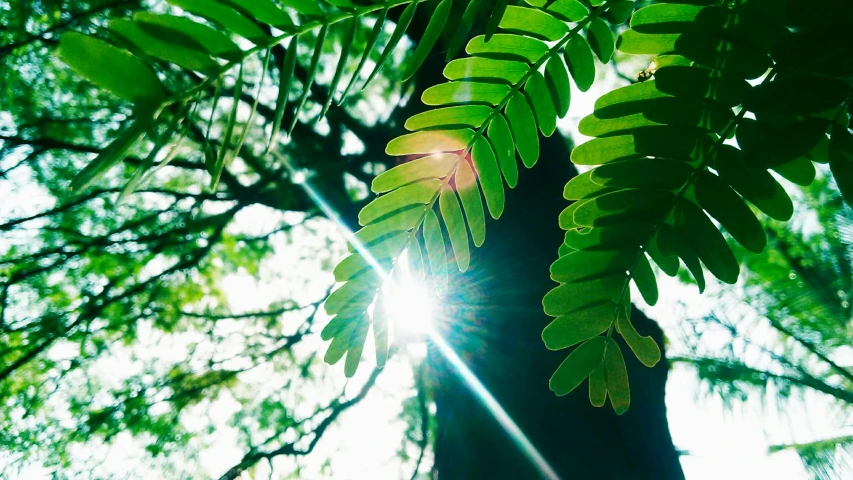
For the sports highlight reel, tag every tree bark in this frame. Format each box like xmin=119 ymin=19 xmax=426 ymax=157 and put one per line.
xmin=427 ymin=133 xmax=684 ymax=479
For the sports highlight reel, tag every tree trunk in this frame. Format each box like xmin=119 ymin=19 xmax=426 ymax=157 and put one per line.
xmin=427 ymin=133 xmax=684 ymax=479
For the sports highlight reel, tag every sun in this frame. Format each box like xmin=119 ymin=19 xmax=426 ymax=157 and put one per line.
xmin=383 ymin=274 xmax=434 ymax=337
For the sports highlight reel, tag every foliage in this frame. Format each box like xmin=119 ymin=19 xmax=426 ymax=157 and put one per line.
xmin=672 ymin=177 xmax=853 ymax=478
xmin=33 ymin=0 xmax=853 ymax=418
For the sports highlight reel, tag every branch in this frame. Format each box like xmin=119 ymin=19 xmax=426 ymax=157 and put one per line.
xmin=217 ymin=368 xmax=382 ymax=480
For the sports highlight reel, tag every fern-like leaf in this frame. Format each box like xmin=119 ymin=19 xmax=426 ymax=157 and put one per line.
xmin=543 ymin=0 xmax=853 ymax=413
xmin=324 ymin=1 xmax=634 ymax=378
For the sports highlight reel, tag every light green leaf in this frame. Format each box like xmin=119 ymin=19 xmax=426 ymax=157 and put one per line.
xmin=505 ymin=92 xmax=539 ymax=168
xmin=386 ymin=129 xmax=475 ymax=156
xmin=456 ymin=161 xmax=486 ymax=247
xmin=544 ymin=56 xmax=571 ymax=118
xmin=524 ymin=72 xmax=557 ymax=137
xmin=371 ymin=154 xmax=456 ymax=193
xmin=446 ymin=0 xmax=481 ymax=61
xmin=471 ymin=136 xmax=506 ymax=219
xmin=466 ymin=34 xmax=549 ymax=64
xmin=166 ymin=0 xmax=268 ymax=43
xmin=57 ymin=32 xmax=166 ymax=104
xmin=359 ymin=179 xmax=441 ymax=225
xmin=405 ymin=106 xmax=493 ymax=131
xmin=499 ymin=5 xmax=569 ymax=41
xmin=423 ymin=209 xmax=448 ymax=289
xmin=365 ymin=0 xmax=419 ymax=86
xmin=487 ymin=114 xmax=518 ymax=188
xmin=133 ymin=12 xmax=242 ymax=61
xmin=587 ymin=17 xmax=615 ymax=63
xmin=439 ymin=186 xmax=470 ymax=272
xmin=422 ymin=81 xmax=511 ymax=107
xmin=443 ymin=57 xmax=529 ymax=84
xmin=565 ymin=35 xmax=595 ymax=92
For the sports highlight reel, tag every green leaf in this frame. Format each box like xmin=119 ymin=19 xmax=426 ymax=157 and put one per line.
xmin=629 ymin=3 xmax=706 ymax=34
xmin=616 ymin=308 xmax=661 ymax=368
xmin=606 ymin=1 xmax=635 ymax=25
xmin=694 ymin=171 xmax=766 ymax=253
xmin=344 ymin=320 xmax=368 ymax=378
xmin=471 ymin=136 xmax=506 ymax=219
xmin=565 ymin=35 xmax=596 ymax=92
xmin=550 ymin=250 xmax=635 ymax=284
xmin=466 ymin=34 xmax=549 ymax=64
xmin=617 ymin=29 xmax=679 ymax=55
xmin=486 ymin=0 xmax=509 ymax=41
xmin=505 ymin=93 xmax=539 ymax=168
xmin=57 ymin=32 xmax=165 ymax=104
xmin=440 ymin=186 xmax=470 ymax=272
xmin=563 ymin=170 xmax=611 ymax=200
xmin=830 ymin=127 xmax=853 ymax=206
xmin=590 ymin=158 xmax=692 ymax=190
xmin=456 ymin=161 xmax=486 ymax=247
xmin=744 ymin=75 xmax=851 ymax=115
xmin=373 ymin=296 xmax=389 ymax=368
xmin=405 ymin=106 xmax=493 ymax=131
xmin=386 ymin=129 xmax=475 ymax=156
xmin=603 ymin=338 xmax=630 ymax=415
xmin=133 ymin=12 xmax=242 ymax=61
xmin=109 ymin=18 xmax=221 ymax=73
xmin=674 ymin=199 xmax=739 ymax=284
xmin=550 ymin=336 xmax=606 ymax=396
xmin=587 ymin=17 xmax=615 ymax=63
xmin=564 ymin=222 xmax=653 ymax=251
xmin=631 ymin=253 xmax=658 ymax=306
xmin=359 ymin=179 xmax=441 ymax=225
xmin=320 ymin=18 xmax=356 ymax=120
xmin=404 ymin=0 xmax=451 ymax=80
xmin=166 ymin=0 xmax=268 ymax=44
xmin=654 ymin=65 xmax=749 ymax=107
xmin=658 ymin=223 xmax=705 ymax=293
xmin=371 ymin=154 xmax=456 ymax=193
xmin=499 ymin=5 xmax=569 ymax=42
xmin=646 ymin=234 xmax=679 ymax=277
xmin=771 ymin=157 xmax=816 ymax=187
xmin=714 ymin=145 xmax=793 ymax=221
xmin=487 ymin=114 xmax=518 ymax=188
xmin=325 ymin=271 xmax=381 ymax=315
xmin=365 ymin=0 xmax=419 ymax=86
xmin=220 ymin=0 xmax=293 ymax=29
xmin=288 ymin=25 xmax=327 ymax=135
xmin=267 ymin=36 xmax=298 ymax=151
xmin=572 ymin=188 xmax=674 ymax=227
xmin=542 ymin=302 xmax=616 ymax=350
xmin=210 ymin=61 xmax=244 ymax=188
xmin=589 ymin=364 xmax=607 ymax=407
xmin=446 ymin=0 xmax=482 ymax=61
xmin=443 ymin=57 xmax=529 ymax=84
xmin=70 ymin=110 xmax=155 ymax=192
xmin=527 ymin=0 xmax=588 ymax=23
xmin=545 ymin=57 xmax=571 ymax=118
xmin=340 ymin=7 xmax=387 ymax=103
xmin=422 ymin=82 xmax=511 ymax=107
xmin=424 ymin=209 xmax=448 ymax=289
xmin=543 ymin=274 xmax=626 ymax=316
xmin=524 ymin=72 xmax=557 ymax=137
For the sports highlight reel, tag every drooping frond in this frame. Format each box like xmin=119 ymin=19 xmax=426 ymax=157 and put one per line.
xmin=53 ymin=0 xmax=463 ymax=193
xmin=770 ymin=436 xmax=853 ymax=480
xmin=323 ymin=0 xmax=633 ymax=386
xmin=543 ymin=0 xmax=853 ymax=412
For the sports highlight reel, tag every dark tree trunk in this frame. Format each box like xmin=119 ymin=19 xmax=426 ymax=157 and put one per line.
xmin=427 ymin=133 xmax=684 ymax=480
xmin=378 ymin=7 xmax=685 ymax=479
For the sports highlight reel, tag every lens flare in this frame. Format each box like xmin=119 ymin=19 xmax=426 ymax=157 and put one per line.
xmin=272 ymin=150 xmax=560 ymax=480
